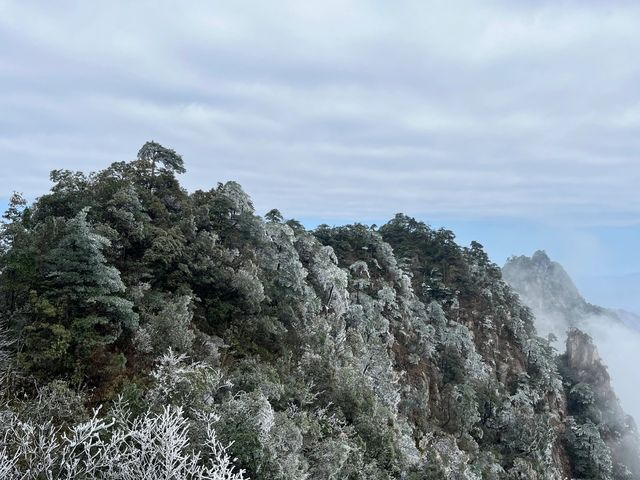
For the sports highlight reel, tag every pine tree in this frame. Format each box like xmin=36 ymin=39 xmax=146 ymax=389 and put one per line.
xmin=136 ymin=141 xmax=186 ymax=180
xmin=46 ymin=208 xmax=136 ymax=323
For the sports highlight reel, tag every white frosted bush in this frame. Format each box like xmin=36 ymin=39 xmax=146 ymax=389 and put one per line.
xmin=0 ymin=404 xmax=246 ymax=479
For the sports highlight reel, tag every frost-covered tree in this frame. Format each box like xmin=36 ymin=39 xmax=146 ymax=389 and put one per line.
xmin=104 ymin=184 xmax=149 ymax=244
xmin=566 ymin=418 xmax=613 ymax=479
xmin=146 ymin=349 xmax=228 ymax=411
xmin=230 ymin=261 xmax=266 ymax=311
xmin=264 ymin=223 xmax=308 ymax=295
xmin=441 ymin=383 xmax=480 ymax=441
xmin=296 ymin=233 xmax=349 ymax=316
xmin=23 ymin=380 xmax=88 ymax=425
xmin=264 ymin=209 xmax=283 ymax=223
xmin=135 ymin=294 xmax=196 ymax=355
xmin=0 ymin=404 xmax=246 ymax=479
xmin=136 ymin=140 xmax=186 ymax=180
xmin=568 ymin=382 xmax=596 ymax=417
xmin=20 ymin=208 xmax=137 ymax=380
xmin=44 ymin=208 xmax=137 ymax=331
xmin=0 ymin=321 xmax=12 ymax=381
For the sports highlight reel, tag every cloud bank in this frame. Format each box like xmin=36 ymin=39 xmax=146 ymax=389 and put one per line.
xmin=1 ymin=0 xmax=640 ymax=226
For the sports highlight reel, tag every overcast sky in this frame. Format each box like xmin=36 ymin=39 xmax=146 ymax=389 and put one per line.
xmin=1 ymin=1 xmax=640 ymax=309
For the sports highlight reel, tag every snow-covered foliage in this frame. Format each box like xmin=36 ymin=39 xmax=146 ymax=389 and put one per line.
xmin=146 ymin=349 xmax=229 ymax=410
xmin=135 ymin=294 xmax=196 ymax=354
xmin=566 ymin=418 xmax=613 ymax=480
xmin=0 ymin=322 xmax=13 ymax=387
xmin=0 ymin=404 xmax=245 ymax=480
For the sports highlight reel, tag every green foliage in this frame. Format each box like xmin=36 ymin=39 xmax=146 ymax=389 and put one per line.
xmin=441 ymin=384 xmax=480 ymax=439
xmin=44 ymin=209 xmax=136 ymax=328
xmin=265 ymin=209 xmax=283 ymax=223
xmin=18 ymin=322 xmax=73 ymax=378
xmin=17 ymin=209 xmax=138 ymax=381
xmin=566 ymin=418 xmax=613 ymax=479
xmin=137 ymin=140 xmax=186 ymax=178
xmin=569 ymin=382 xmax=596 ymax=416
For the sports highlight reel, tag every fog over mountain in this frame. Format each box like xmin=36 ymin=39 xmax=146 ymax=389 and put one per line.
xmin=504 ymin=251 xmax=640 ymax=424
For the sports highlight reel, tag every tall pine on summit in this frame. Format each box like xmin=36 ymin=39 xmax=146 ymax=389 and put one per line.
xmin=136 ymin=141 xmax=186 ymax=185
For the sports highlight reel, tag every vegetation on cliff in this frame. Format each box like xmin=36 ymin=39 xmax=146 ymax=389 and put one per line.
xmin=0 ymin=143 xmax=637 ymax=479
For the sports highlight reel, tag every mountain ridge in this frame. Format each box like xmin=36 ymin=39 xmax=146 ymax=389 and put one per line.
xmin=0 ymin=143 xmax=637 ymax=479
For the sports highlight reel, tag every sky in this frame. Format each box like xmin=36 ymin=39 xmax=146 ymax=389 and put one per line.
xmin=1 ymin=0 xmax=640 ymax=311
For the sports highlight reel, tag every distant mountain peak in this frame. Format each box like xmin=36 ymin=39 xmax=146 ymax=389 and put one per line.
xmin=503 ymin=251 xmax=592 ymax=334
xmin=531 ymin=249 xmax=551 ymax=265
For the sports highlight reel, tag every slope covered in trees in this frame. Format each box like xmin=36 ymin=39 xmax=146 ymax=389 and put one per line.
xmin=0 ymin=143 xmax=637 ymax=479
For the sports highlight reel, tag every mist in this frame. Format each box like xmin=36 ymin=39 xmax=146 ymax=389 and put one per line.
xmin=581 ymin=316 xmax=640 ymax=424
xmin=502 ymin=251 xmax=640 ymax=423
xmin=532 ymin=310 xmax=640 ymax=423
